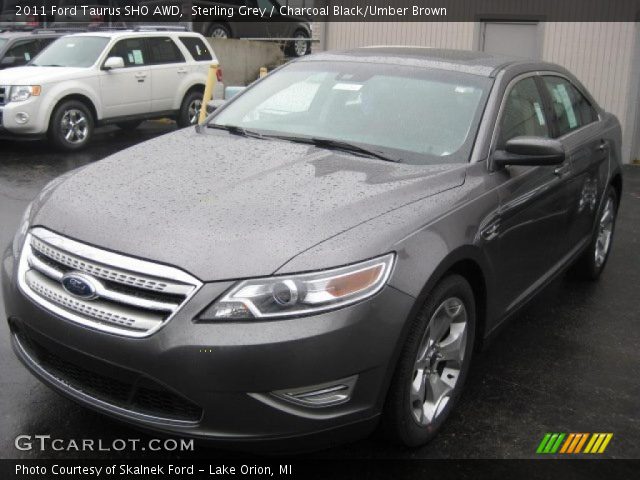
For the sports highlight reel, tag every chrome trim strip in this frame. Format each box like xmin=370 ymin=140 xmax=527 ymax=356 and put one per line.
xmin=30 ymin=228 xmax=195 ymax=295
xmin=12 ymin=333 xmax=200 ymax=427
xmin=25 ymin=270 xmax=162 ymax=332
xmin=18 ymin=229 xmax=203 ymax=338
xmin=28 ymin=254 xmax=178 ymax=312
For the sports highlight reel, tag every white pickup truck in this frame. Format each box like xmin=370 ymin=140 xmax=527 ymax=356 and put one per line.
xmin=0 ymin=28 xmax=222 ymax=150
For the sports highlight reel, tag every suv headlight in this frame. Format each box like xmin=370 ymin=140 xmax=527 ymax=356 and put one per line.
xmin=200 ymin=253 xmax=395 ymax=320
xmin=9 ymin=85 xmax=41 ymax=103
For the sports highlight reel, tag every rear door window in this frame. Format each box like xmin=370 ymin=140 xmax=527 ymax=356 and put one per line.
xmin=146 ymin=37 xmax=185 ymax=65
xmin=542 ymin=76 xmax=599 ymax=137
xmin=179 ymin=37 xmax=212 ymax=61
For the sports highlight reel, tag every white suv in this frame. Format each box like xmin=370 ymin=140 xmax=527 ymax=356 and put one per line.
xmin=0 ymin=28 xmax=221 ymax=150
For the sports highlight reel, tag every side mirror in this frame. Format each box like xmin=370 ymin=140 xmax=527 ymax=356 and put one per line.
xmin=103 ymin=56 xmax=125 ymax=71
xmin=206 ymin=99 xmax=225 ymax=114
xmin=493 ymin=136 xmax=565 ymax=168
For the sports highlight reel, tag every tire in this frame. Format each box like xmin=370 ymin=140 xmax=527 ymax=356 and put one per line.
xmin=288 ymin=30 xmax=311 ymax=57
xmin=177 ymin=91 xmax=203 ymax=128
xmin=571 ymin=186 xmax=618 ymax=280
xmin=382 ymin=274 xmax=476 ymax=447
xmin=48 ymin=100 xmax=94 ymax=151
xmin=115 ymin=120 xmax=142 ymax=131
xmin=207 ymin=23 xmax=231 ymax=38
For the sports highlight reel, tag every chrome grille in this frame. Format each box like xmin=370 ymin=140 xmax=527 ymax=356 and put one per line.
xmin=18 ymin=227 xmax=201 ymax=337
xmin=0 ymin=86 xmax=5 ymax=106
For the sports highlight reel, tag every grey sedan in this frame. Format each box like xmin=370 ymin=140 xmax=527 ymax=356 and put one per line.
xmin=2 ymin=47 xmax=622 ymax=450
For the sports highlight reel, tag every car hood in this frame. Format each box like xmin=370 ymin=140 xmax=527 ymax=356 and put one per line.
xmin=0 ymin=65 xmax=85 ymax=84
xmin=32 ymin=129 xmax=466 ymax=281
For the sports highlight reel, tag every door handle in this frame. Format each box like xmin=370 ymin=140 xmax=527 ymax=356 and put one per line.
xmin=596 ymin=141 xmax=608 ymax=152
xmin=554 ymin=163 xmax=571 ymax=177
xmin=177 ymin=69 xmax=188 ymax=74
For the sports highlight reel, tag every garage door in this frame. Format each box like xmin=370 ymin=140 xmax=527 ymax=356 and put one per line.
xmin=481 ymin=22 xmax=540 ymax=59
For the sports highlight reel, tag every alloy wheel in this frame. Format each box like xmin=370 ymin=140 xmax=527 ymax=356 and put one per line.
xmin=594 ymin=196 xmax=615 ymax=268
xmin=60 ymin=109 xmax=89 ymax=144
xmin=294 ymin=33 xmax=309 ymax=56
xmin=210 ymin=28 xmax=229 ymax=38
xmin=410 ymin=297 xmax=468 ymax=426
xmin=188 ymin=99 xmax=202 ymax=125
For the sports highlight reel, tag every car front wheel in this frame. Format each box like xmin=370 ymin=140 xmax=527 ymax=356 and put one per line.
xmin=48 ymin=100 xmax=94 ymax=151
xmin=288 ymin=30 xmax=311 ymax=57
xmin=382 ymin=274 xmax=476 ymax=446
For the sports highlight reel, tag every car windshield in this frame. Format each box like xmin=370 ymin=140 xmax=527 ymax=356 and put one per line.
xmin=31 ymin=36 xmax=109 ymax=68
xmin=211 ymin=61 xmax=492 ymax=164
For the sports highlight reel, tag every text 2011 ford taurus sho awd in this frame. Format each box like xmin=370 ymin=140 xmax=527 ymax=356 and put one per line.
xmin=2 ymin=48 xmax=623 ymax=450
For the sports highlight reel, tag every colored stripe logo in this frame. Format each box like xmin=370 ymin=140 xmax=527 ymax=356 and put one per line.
xmin=536 ymin=433 xmax=613 ymax=454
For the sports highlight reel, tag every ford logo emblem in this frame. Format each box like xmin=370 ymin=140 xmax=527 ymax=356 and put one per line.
xmin=61 ymin=272 xmax=100 ymax=300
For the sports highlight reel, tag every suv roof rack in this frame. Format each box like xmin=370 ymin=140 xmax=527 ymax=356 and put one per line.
xmin=132 ymin=25 xmax=190 ymax=32
xmin=30 ymin=27 xmax=88 ymax=34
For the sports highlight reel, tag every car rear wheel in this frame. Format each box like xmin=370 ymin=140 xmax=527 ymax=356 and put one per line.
xmin=288 ymin=30 xmax=311 ymax=57
xmin=382 ymin=275 xmax=476 ymax=446
xmin=177 ymin=91 xmax=203 ymax=128
xmin=571 ymin=186 xmax=618 ymax=280
xmin=48 ymin=100 xmax=94 ymax=151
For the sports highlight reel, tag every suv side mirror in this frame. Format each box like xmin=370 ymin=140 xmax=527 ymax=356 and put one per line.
xmin=103 ymin=56 xmax=125 ymax=71
xmin=493 ymin=136 xmax=565 ymax=168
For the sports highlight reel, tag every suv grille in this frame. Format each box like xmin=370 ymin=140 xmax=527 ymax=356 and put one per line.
xmin=0 ymin=86 xmax=6 ymax=106
xmin=18 ymin=227 xmax=201 ymax=337
xmin=15 ymin=329 xmax=202 ymax=423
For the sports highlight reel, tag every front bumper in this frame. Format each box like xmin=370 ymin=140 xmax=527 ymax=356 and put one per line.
xmin=2 ymin=249 xmax=415 ymax=449
xmin=0 ymin=96 xmax=47 ymax=135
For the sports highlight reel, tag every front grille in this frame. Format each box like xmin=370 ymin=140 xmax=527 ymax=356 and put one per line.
xmin=16 ymin=329 xmax=202 ymax=423
xmin=0 ymin=86 xmax=6 ymax=106
xmin=18 ymin=227 xmax=201 ymax=337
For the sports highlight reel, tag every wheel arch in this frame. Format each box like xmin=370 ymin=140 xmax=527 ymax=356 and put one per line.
xmin=610 ymin=172 xmax=623 ymax=208
xmin=49 ymin=93 xmax=98 ymax=129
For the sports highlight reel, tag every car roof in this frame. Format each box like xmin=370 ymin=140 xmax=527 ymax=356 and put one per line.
xmin=300 ymin=46 xmax=559 ymax=77
xmin=0 ymin=30 xmax=61 ymax=39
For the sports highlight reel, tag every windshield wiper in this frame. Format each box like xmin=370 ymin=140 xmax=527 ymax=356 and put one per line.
xmin=207 ymin=124 xmax=264 ymax=139
xmin=269 ymin=135 xmax=402 ymax=163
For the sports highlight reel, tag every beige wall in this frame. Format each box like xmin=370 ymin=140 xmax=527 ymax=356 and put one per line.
xmin=320 ymin=22 xmax=640 ymax=163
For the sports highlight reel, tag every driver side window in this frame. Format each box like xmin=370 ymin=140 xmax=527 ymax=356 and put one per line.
xmin=498 ymin=77 xmax=549 ymax=149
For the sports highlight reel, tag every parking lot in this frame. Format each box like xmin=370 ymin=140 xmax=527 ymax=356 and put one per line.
xmin=1 ymin=124 xmax=639 ymax=459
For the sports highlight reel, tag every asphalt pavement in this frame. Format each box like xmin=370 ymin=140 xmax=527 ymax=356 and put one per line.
xmin=1 ymin=124 xmax=638 ymax=459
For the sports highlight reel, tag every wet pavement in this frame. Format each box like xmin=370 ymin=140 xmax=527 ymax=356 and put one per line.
xmin=1 ymin=125 xmax=639 ymax=459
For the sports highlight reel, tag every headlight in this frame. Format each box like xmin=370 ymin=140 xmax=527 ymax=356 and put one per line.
xmin=9 ymin=85 xmax=41 ymax=103
xmin=200 ymin=253 xmax=395 ymax=320
xmin=12 ymin=202 xmax=32 ymax=259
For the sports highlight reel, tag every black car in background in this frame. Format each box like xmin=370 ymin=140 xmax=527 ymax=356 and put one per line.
xmin=0 ymin=28 xmax=61 ymax=69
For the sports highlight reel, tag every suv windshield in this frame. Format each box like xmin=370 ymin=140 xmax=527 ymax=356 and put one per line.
xmin=211 ymin=61 xmax=492 ymax=164
xmin=31 ymin=36 xmax=109 ymax=68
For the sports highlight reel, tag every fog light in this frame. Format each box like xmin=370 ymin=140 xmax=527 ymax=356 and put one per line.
xmin=15 ymin=112 xmax=29 ymax=124
xmin=272 ymin=375 xmax=357 ymax=408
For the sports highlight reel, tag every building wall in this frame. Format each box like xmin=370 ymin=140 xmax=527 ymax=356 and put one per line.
xmin=320 ymin=21 xmax=639 ymax=163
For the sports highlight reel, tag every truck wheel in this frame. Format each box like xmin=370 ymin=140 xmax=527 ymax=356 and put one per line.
xmin=207 ymin=23 xmax=230 ymax=38
xmin=177 ymin=91 xmax=203 ymax=128
xmin=48 ymin=100 xmax=94 ymax=151
xmin=382 ymin=275 xmax=476 ymax=446
xmin=288 ymin=30 xmax=311 ymax=57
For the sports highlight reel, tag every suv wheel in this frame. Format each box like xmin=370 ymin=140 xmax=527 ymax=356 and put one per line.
xmin=207 ymin=23 xmax=230 ymax=38
xmin=48 ymin=100 xmax=94 ymax=151
xmin=177 ymin=91 xmax=203 ymax=128
xmin=382 ymin=275 xmax=476 ymax=446
xmin=288 ymin=30 xmax=311 ymax=57
xmin=571 ymin=186 xmax=618 ymax=280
